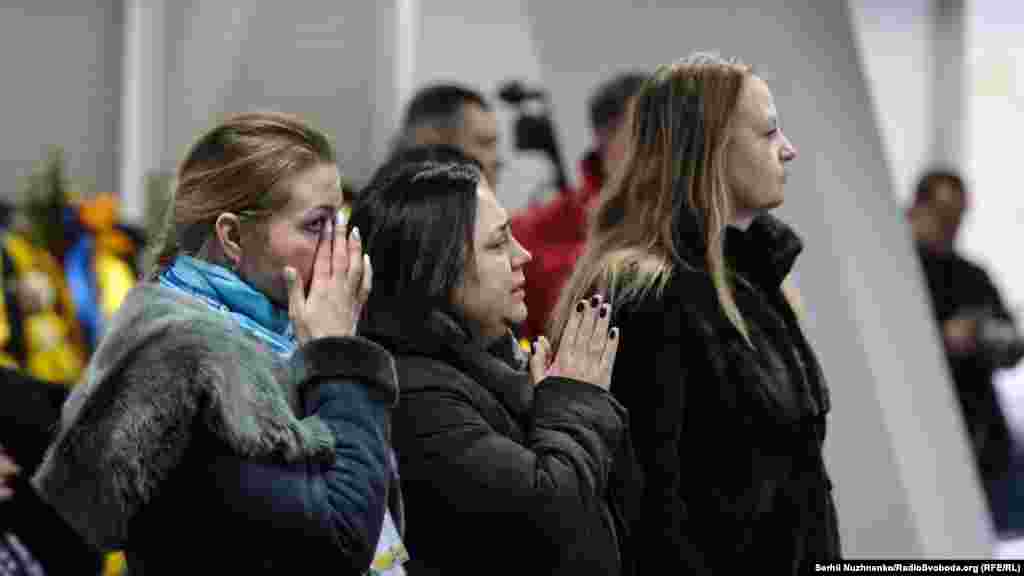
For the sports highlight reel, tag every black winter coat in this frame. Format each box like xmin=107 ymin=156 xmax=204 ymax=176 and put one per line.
xmin=609 ymin=213 xmax=840 ymax=574
xmin=362 ymin=308 xmax=634 ymax=575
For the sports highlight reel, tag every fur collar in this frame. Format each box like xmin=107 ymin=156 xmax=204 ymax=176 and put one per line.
xmin=32 ymin=282 xmax=335 ymax=548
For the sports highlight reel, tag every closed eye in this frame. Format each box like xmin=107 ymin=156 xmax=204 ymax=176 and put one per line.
xmin=303 ymin=216 xmax=329 ymax=234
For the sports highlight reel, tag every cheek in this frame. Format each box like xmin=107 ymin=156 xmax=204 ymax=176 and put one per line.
xmin=267 ymin=231 xmax=320 ymax=283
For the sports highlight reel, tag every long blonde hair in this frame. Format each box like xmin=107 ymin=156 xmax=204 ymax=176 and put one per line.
xmin=550 ymin=52 xmax=753 ymax=347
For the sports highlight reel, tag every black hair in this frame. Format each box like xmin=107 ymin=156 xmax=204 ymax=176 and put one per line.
xmin=351 ymin=145 xmax=483 ymax=321
xmin=588 ymin=72 xmax=648 ymax=133
xmin=401 ymin=83 xmax=490 ymax=131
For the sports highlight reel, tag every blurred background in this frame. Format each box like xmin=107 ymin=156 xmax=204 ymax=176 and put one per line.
xmin=0 ymin=0 xmax=1023 ymax=569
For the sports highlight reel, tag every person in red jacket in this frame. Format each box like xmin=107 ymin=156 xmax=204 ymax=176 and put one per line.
xmin=511 ymin=72 xmax=647 ymax=340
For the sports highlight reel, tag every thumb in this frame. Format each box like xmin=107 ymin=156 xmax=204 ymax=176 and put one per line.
xmin=529 ymin=336 xmax=553 ymax=384
xmin=529 ymin=338 xmax=546 ymax=385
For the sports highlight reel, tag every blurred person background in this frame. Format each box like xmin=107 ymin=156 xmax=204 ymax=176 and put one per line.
xmin=0 ymin=0 xmax=1022 ymax=568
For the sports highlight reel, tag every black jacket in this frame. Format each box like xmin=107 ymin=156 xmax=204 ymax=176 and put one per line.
xmin=916 ymin=245 xmax=1016 ymax=493
xmin=609 ymin=213 xmax=840 ymax=574
xmin=0 ymin=367 xmax=103 ymax=575
xmin=362 ymin=307 xmax=633 ymax=575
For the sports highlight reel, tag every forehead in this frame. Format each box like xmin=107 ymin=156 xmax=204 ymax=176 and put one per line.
xmin=474 ymin=182 xmax=507 ymax=235
xmin=735 ymin=75 xmax=776 ymax=124
xmin=280 ymin=162 xmax=342 ymax=212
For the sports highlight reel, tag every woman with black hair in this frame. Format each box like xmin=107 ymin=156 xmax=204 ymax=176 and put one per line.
xmin=351 ymin=145 xmax=632 ymax=576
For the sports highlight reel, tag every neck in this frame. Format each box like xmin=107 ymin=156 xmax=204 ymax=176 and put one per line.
xmin=460 ymin=315 xmax=507 ymax=348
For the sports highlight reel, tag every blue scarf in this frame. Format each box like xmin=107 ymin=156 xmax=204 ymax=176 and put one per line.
xmin=158 ymin=256 xmax=296 ymax=357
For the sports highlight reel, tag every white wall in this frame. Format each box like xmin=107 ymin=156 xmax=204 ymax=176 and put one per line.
xmin=849 ymin=0 xmax=933 ymax=205
xmin=159 ymin=2 xmax=384 ymax=185
xmin=0 ymin=2 xmax=121 ymax=203
xmin=965 ymin=0 xmax=1024 ymax=313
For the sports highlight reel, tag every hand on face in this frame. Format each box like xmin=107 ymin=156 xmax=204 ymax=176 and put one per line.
xmin=285 ymin=212 xmax=372 ymax=343
xmin=538 ymin=294 xmax=620 ymax=390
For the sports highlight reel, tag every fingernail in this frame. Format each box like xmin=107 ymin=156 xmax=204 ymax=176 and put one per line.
xmin=336 ymin=209 xmax=347 ymax=227
xmin=530 ymin=340 xmax=537 ymax=354
xmin=599 ymin=304 xmax=609 ymax=318
xmin=590 ymin=295 xmax=600 ymax=308
xmin=351 ymin=226 xmax=360 ymax=241
xmin=610 ymin=327 xmax=618 ymax=339
xmin=576 ymin=301 xmax=585 ymax=313
xmin=284 ymin=267 xmax=296 ymax=283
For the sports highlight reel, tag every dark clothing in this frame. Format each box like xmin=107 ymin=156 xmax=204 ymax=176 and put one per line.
xmin=511 ymin=152 xmax=603 ymax=340
xmin=916 ymin=245 xmax=1016 ymax=518
xmin=0 ymin=367 xmax=102 ymax=575
xmin=362 ymin=307 xmax=633 ymax=575
xmin=610 ymin=213 xmax=840 ymax=575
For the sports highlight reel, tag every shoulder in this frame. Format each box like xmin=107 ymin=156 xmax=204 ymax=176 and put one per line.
xmin=392 ymin=353 xmax=476 ymax=393
xmin=90 ymin=283 xmax=256 ymax=388
xmin=609 ymin=257 xmax=710 ymax=319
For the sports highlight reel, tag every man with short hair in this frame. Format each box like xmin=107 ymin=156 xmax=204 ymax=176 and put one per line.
xmin=392 ymin=83 xmax=502 ymax=188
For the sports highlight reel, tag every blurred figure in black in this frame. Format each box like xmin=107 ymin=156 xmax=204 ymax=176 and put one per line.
xmin=908 ymin=169 xmax=1024 ymax=535
xmin=392 ymin=83 xmax=501 ymax=188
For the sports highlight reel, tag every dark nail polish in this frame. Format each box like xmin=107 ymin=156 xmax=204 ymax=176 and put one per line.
xmin=600 ymin=304 xmax=609 ymax=318
xmin=530 ymin=341 xmax=536 ymax=354
xmin=610 ymin=327 xmax=618 ymax=339
xmin=576 ymin=301 xmax=585 ymax=313
xmin=590 ymin=295 xmax=600 ymax=308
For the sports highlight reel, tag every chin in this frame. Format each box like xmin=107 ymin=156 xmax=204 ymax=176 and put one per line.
xmin=507 ymin=305 xmax=528 ymax=326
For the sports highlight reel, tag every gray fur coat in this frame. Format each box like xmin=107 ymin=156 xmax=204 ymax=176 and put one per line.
xmin=31 ymin=282 xmax=398 ymax=566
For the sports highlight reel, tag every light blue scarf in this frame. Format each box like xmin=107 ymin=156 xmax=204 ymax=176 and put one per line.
xmin=158 ymin=255 xmax=296 ymax=357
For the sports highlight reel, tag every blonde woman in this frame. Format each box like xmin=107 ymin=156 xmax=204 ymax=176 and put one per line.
xmin=32 ymin=112 xmax=401 ymax=575
xmin=552 ymin=53 xmax=840 ymax=574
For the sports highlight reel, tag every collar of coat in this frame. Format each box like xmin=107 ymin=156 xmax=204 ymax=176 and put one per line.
xmin=32 ymin=282 xmax=336 ymax=548
xmin=362 ymin=306 xmax=533 ymax=419
xmin=673 ymin=209 xmax=804 ymax=290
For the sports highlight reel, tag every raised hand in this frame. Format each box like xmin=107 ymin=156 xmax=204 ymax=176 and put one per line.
xmin=286 ymin=212 xmax=373 ymax=343
xmin=545 ymin=295 xmax=620 ymax=390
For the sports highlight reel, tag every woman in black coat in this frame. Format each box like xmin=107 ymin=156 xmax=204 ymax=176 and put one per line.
xmin=350 ymin=146 xmax=632 ymax=575
xmin=552 ymin=52 xmax=840 ymax=574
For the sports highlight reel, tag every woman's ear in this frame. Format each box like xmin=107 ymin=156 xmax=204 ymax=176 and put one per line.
xmin=214 ymin=212 xmax=243 ymax=268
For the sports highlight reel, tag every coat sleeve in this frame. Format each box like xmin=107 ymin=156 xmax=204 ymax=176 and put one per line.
xmin=191 ymin=335 xmax=398 ymax=574
xmin=394 ymin=359 xmax=626 ymax=541
xmin=610 ymin=298 xmax=711 ymax=574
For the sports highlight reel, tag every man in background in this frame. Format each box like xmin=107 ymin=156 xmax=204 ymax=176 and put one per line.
xmin=391 ymin=83 xmax=501 ymax=188
xmin=909 ymin=169 xmax=1024 ymax=535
